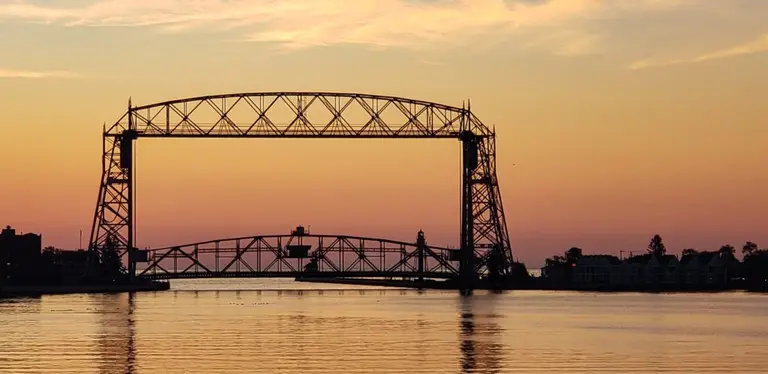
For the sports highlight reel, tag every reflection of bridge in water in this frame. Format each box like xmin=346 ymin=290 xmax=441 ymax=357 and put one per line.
xmin=93 ymin=293 xmax=136 ymax=374
xmin=459 ymin=295 xmax=505 ymax=373
xmin=85 ymin=290 xmax=503 ymax=373
xmin=88 ymin=92 xmax=514 ymax=290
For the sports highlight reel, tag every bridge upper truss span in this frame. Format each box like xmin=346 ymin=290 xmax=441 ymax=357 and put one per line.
xmin=105 ymin=92 xmax=493 ymax=138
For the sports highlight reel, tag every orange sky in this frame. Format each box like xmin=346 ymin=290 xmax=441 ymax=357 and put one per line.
xmin=1 ymin=0 xmax=767 ymax=266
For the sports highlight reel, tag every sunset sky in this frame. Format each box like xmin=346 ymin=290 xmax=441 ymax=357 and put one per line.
xmin=1 ymin=0 xmax=766 ymax=266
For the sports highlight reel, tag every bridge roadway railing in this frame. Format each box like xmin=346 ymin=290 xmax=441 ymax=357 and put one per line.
xmin=136 ymin=233 xmax=460 ymax=280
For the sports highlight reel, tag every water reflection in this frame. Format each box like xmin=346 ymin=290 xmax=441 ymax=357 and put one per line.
xmin=5 ymin=284 xmax=768 ymax=373
xmin=459 ymin=294 xmax=504 ymax=374
xmin=0 ymin=295 xmax=42 ymax=312
xmin=92 ymin=293 xmax=136 ymax=374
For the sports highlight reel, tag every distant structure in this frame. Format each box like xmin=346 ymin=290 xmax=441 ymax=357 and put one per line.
xmin=88 ymin=92 xmax=515 ymax=291
xmin=543 ymin=252 xmax=742 ymax=291
xmin=0 ymin=226 xmax=42 ymax=284
xmin=1 ymin=225 xmax=127 ymax=287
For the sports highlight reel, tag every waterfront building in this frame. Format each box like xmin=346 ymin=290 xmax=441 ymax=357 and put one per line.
xmin=0 ymin=226 xmax=42 ymax=284
xmin=573 ymin=255 xmax=622 ymax=286
xmin=559 ymin=251 xmax=741 ymax=290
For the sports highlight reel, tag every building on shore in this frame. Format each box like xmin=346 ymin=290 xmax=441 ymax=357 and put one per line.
xmin=1 ymin=225 xmax=127 ymax=287
xmin=0 ymin=226 xmax=42 ymax=285
xmin=546 ymin=251 xmax=742 ymax=291
xmin=572 ymin=255 xmax=622 ymax=287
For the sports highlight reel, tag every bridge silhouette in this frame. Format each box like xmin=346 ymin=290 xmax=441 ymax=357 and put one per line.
xmin=139 ymin=228 xmax=458 ymax=281
xmin=88 ymin=92 xmax=513 ymax=290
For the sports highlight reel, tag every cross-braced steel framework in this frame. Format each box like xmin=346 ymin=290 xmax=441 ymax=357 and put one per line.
xmin=89 ymin=92 xmax=513 ymax=289
xmin=139 ymin=232 xmax=458 ymax=280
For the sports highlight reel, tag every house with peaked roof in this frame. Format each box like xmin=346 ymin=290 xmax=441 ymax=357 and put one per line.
xmin=706 ymin=252 xmax=740 ymax=285
xmin=645 ymin=254 xmax=679 ymax=285
xmin=547 ymin=248 xmax=748 ymax=291
xmin=620 ymin=253 xmax=651 ymax=285
xmin=680 ymin=253 xmax=706 ymax=285
xmin=678 ymin=251 xmax=738 ymax=287
xmin=572 ymin=255 xmax=622 ymax=287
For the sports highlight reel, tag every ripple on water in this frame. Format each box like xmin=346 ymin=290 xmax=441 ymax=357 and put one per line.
xmin=1 ymin=282 xmax=768 ymax=373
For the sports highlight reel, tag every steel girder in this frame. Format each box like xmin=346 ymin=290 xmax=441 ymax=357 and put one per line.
xmin=89 ymin=92 xmax=514 ymax=286
xmin=138 ymin=233 xmax=457 ymax=279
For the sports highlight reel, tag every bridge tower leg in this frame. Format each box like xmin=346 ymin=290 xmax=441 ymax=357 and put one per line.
xmin=474 ymin=134 xmax=514 ymax=280
xmin=88 ymin=107 xmax=137 ymax=283
xmin=460 ymin=111 xmax=514 ymax=291
xmin=460 ymin=131 xmax=479 ymax=293
xmin=122 ymin=129 xmax=137 ymax=282
xmin=416 ymin=230 xmax=426 ymax=285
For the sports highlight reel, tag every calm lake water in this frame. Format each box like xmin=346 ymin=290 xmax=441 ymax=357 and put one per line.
xmin=1 ymin=279 xmax=767 ymax=373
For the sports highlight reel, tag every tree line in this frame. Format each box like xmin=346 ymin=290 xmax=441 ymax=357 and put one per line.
xmin=543 ymin=235 xmax=768 ymax=290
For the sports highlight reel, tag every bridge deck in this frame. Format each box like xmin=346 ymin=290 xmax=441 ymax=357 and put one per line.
xmin=140 ymin=271 xmax=455 ymax=281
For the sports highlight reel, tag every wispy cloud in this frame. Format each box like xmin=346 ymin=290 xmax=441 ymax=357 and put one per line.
xmin=417 ymin=59 xmax=446 ymax=67
xmin=0 ymin=0 xmax=691 ymax=54
xmin=0 ymin=68 xmax=81 ymax=79
xmin=630 ymin=34 xmax=768 ymax=70
xmin=525 ymin=29 xmax=605 ymax=57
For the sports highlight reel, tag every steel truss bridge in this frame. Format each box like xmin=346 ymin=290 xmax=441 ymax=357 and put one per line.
xmin=139 ymin=230 xmax=458 ymax=280
xmin=89 ymin=92 xmax=513 ymax=290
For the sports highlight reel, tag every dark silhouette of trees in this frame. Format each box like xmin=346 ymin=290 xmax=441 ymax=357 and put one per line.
xmin=544 ymin=247 xmax=583 ymax=268
xmin=487 ymin=246 xmax=503 ymax=283
xmin=719 ymin=245 xmax=735 ymax=256
xmin=743 ymin=242 xmax=758 ymax=257
xmin=84 ymin=235 xmax=126 ymax=284
xmin=545 ymin=255 xmax=566 ymax=267
xmin=565 ymin=247 xmax=583 ymax=265
xmin=509 ymin=262 xmax=533 ymax=287
xmin=648 ymin=235 xmax=666 ymax=256
xmin=542 ymin=247 xmax=584 ymax=287
xmin=741 ymin=242 xmax=768 ymax=291
xmin=682 ymin=248 xmax=699 ymax=256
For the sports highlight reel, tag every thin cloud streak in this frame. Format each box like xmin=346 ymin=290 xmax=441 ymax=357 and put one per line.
xmin=524 ymin=29 xmax=604 ymax=56
xmin=0 ymin=68 xmax=81 ymax=79
xmin=630 ymin=34 xmax=768 ymax=70
xmin=0 ymin=0 xmax=691 ymax=53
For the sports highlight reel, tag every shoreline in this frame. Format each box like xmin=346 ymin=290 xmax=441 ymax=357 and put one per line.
xmin=0 ymin=281 xmax=170 ymax=297
xmin=2 ymin=278 xmax=764 ymax=297
xmin=296 ymin=277 xmax=767 ymax=293
xmin=295 ymin=277 xmax=456 ymax=289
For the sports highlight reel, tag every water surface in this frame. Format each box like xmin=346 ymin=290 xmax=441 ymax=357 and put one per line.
xmin=1 ymin=279 xmax=767 ymax=373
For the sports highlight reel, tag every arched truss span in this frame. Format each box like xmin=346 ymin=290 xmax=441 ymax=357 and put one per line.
xmin=106 ymin=92 xmax=493 ymax=138
xmin=138 ymin=232 xmax=459 ymax=280
xmin=90 ymin=92 xmax=513 ymax=290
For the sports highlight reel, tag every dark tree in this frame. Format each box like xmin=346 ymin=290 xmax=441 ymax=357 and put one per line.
xmin=719 ymin=245 xmax=735 ymax=256
xmin=96 ymin=235 xmax=126 ymax=283
xmin=545 ymin=255 xmax=566 ymax=267
xmin=743 ymin=242 xmax=758 ymax=257
xmin=565 ymin=247 xmax=583 ymax=265
xmin=742 ymin=247 xmax=768 ymax=291
xmin=486 ymin=246 xmax=503 ymax=285
xmin=682 ymin=248 xmax=699 ymax=256
xmin=648 ymin=234 xmax=666 ymax=256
